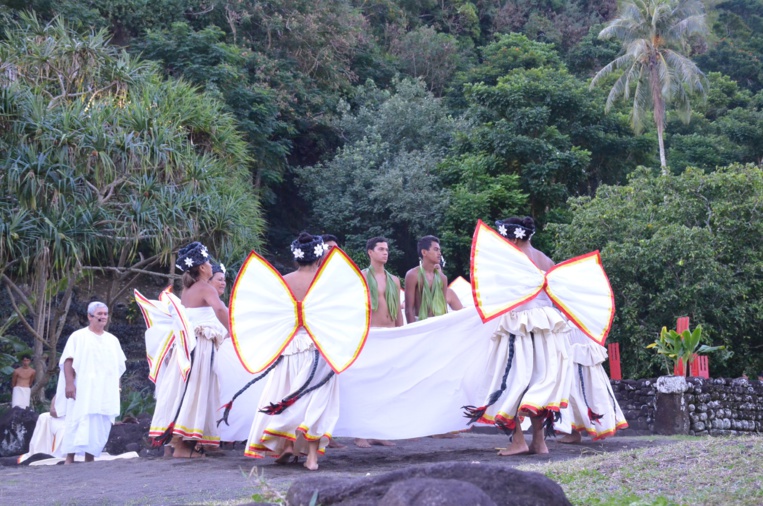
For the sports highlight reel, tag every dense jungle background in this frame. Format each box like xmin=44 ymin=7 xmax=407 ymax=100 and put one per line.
xmin=1 ymin=0 xmax=762 ymax=406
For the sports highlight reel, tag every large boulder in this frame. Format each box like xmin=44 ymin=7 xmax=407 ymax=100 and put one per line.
xmin=0 ymin=406 xmax=38 ymax=457
xmin=104 ymin=413 xmax=153 ymax=455
xmin=286 ymin=461 xmax=571 ymax=506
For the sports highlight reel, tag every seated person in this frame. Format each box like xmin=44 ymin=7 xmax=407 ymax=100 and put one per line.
xmin=17 ymin=396 xmax=66 ymax=463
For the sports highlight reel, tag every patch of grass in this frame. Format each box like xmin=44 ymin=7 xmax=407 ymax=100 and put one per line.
xmin=243 ymin=466 xmax=287 ymax=504
xmin=519 ymin=436 xmax=763 ymax=506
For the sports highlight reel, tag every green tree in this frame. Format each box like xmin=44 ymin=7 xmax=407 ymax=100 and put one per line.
xmin=297 ymin=78 xmax=456 ymax=273
xmin=590 ymin=0 xmax=709 ymax=171
xmin=550 ymin=164 xmax=763 ymax=378
xmin=0 ymin=14 xmax=263 ymax=399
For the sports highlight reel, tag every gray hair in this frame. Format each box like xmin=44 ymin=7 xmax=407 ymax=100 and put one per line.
xmin=87 ymin=301 xmax=108 ymax=316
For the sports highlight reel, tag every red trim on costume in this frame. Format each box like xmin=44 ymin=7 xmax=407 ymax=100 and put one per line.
xmin=545 ymin=251 xmax=615 ymax=345
xmin=302 ymin=247 xmax=371 ymax=374
xmin=229 ymin=250 xmax=300 ymax=374
xmin=230 ymin=248 xmax=370 ymax=375
xmin=470 ymin=220 xmax=544 ymax=323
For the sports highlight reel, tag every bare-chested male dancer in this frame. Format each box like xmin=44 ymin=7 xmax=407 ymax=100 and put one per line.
xmin=404 ymin=235 xmax=449 ymax=323
xmin=11 ymin=355 xmax=35 ymax=408
xmin=354 ymin=237 xmax=403 ymax=448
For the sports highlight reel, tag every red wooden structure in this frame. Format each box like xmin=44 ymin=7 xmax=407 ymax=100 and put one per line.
xmin=608 ymin=342 xmax=621 ymax=380
xmin=671 ymin=317 xmax=709 ymax=378
xmin=691 ymin=355 xmax=710 ymax=378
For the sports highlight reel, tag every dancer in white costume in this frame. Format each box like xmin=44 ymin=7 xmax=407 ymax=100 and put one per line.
xmin=55 ymin=302 xmax=126 ymax=464
xmin=467 ymin=218 xmax=615 ymax=456
xmin=145 ymin=242 xmax=229 ymax=458
xmin=558 ymin=326 xmax=628 ymax=442
xmin=230 ymin=232 xmax=370 ymax=471
xmin=466 ymin=217 xmax=571 ymax=455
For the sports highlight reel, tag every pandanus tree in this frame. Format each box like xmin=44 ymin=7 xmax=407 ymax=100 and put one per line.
xmin=590 ymin=0 xmax=709 ymax=172
xmin=0 ymin=14 xmax=264 ymax=400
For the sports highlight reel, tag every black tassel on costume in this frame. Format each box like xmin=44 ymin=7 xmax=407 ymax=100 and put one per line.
xmin=217 ymin=355 xmax=284 ymax=427
xmin=259 ymin=350 xmax=335 ymax=416
xmin=578 ymin=364 xmax=603 ymax=424
xmin=462 ymin=334 xmax=516 ymax=424
xmin=153 ymin=348 xmax=197 ymax=446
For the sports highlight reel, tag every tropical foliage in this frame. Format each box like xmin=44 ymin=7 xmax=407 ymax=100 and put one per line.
xmin=647 ymin=325 xmax=725 ymax=376
xmin=0 ymin=14 xmax=263 ymax=397
xmin=550 ymin=164 xmax=763 ymax=378
xmin=0 ymin=0 xmax=762 ymax=380
xmin=590 ymin=0 xmax=710 ymax=170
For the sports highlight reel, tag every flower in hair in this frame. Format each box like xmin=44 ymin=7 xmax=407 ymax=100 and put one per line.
xmin=498 ymin=224 xmax=508 ymax=237
xmin=184 ymin=257 xmax=194 ymax=267
xmin=513 ymin=228 xmax=526 ymax=239
xmin=322 ymin=243 xmax=330 ymax=253
xmin=293 ymin=248 xmax=305 ymax=260
xmin=219 ymin=264 xmax=226 ymax=274
xmin=314 ymin=244 xmax=324 ymax=258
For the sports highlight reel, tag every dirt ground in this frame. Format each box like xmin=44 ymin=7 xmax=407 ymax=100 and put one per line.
xmin=0 ymin=431 xmax=681 ymax=506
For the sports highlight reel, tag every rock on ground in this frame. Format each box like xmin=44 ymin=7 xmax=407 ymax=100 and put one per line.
xmin=286 ymin=461 xmax=572 ymax=506
xmin=0 ymin=407 xmax=37 ymax=457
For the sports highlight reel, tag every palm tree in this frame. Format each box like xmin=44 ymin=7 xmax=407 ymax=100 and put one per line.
xmin=590 ymin=0 xmax=709 ymax=172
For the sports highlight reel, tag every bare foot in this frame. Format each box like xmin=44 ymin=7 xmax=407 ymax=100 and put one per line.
xmin=528 ymin=438 xmax=549 ymax=454
xmin=558 ymin=431 xmax=582 ymax=444
xmin=303 ymin=460 xmax=319 ymax=471
xmin=173 ymin=442 xmax=204 ymax=458
xmin=497 ymin=439 xmax=530 ymax=456
xmin=327 ymin=439 xmax=346 ymax=449
xmin=354 ymin=438 xmax=372 ymax=448
xmin=163 ymin=445 xmax=173 ymax=458
xmin=371 ymin=439 xmax=396 ymax=447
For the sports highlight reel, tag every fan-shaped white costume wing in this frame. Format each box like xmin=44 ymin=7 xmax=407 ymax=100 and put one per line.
xmin=545 ymin=251 xmax=614 ymax=345
xmin=229 ymin=251 xmax=300 ymax=373
xmin=470 ymin=220 xmax=545 ymax=322
xmin=135 ymin=289 xmax=174 ymax=383
xmin=163 ymin=291 xmax=196 ymax=381
xmin=302 ymin=248 xmax=371 ymax=373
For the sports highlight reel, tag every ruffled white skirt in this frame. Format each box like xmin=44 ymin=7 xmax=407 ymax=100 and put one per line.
xmin=558 ymin=332 xmax=628 ymax=439
xmin=149 ymin=312 xmax=226 ymax=446
xmin=245 ymin=330 xmax=339 ymax=458
xmin=478 ymin=305 xmax=571 ymax=430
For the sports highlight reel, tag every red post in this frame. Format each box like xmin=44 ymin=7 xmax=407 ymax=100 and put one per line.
xmin=673 ymin=317 xmax=690 ymax=375
xmin=696 ymin=355 xmax=709 ymax=379
xmin=608 ymin=342 xmax=621 ymax=380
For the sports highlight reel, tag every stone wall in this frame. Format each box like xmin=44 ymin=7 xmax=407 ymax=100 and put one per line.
xmin=612 ymin=377 xmax=763 ymax=436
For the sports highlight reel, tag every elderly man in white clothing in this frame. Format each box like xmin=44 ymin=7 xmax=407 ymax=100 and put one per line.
xmin=55 ymin=301 xmax=126 ymax=464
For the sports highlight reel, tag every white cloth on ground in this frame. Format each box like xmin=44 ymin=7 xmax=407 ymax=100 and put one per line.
xmin=226 ymin=308 xmax=502 ymax=442
xmin=12 ymin=386 xmax=30 ymax=409
xmin=54 ymin=328 xmax=126 ymax=457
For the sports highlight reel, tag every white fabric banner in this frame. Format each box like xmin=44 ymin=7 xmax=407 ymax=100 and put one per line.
xmin=334 ymin=307 xmax=500 ymax=439
xmin=218 ymin=307 xmax=501 ymax=441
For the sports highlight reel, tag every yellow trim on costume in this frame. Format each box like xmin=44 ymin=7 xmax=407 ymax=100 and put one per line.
xmin=229 ymin=251 xmax=299 ymax=373
xmin=545 ymin=252 xmax=614 ymax=345
xmin=303 ymin=247 xmax=371 ymax=374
